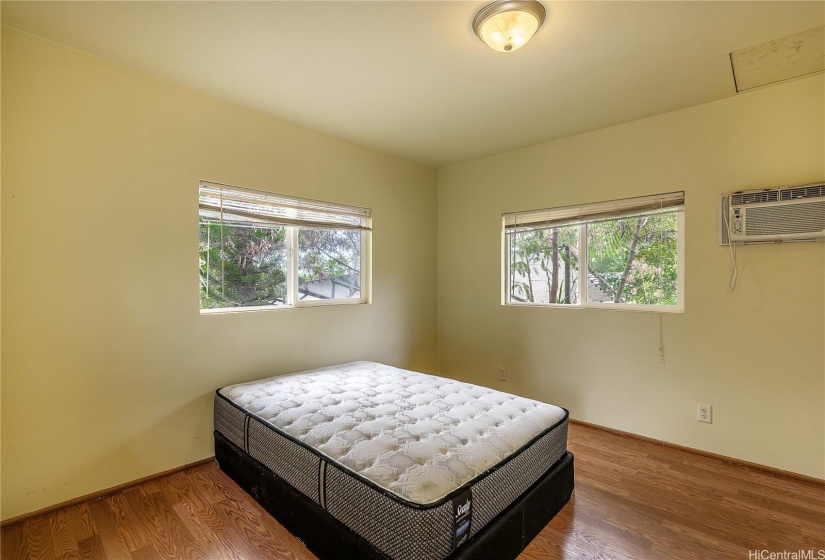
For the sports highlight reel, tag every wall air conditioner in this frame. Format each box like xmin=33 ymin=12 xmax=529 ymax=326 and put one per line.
xmin=719 ymin=183 xmax=825 ymax=245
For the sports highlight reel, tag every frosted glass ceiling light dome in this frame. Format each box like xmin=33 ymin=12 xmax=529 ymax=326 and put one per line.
xmin=473 ymin=0 xmax=546 ymax=53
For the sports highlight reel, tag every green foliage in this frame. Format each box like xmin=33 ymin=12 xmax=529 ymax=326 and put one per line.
xmin=587 ymin=213 xmax=678 ymax=305
xmin=199 ymin=223 xmax=363 ymax=308
xmin=509 ymin=211 xmax=678 ymax=306
xmin=298 ymin=228 xmax=361 ymax=299
xmin=298 ymin=229 xmax=360 ymax=284
xmin=508 ymin=225 xmax=579 ymax=304
xmin=199 ymin=223 xmax=287 ymax=308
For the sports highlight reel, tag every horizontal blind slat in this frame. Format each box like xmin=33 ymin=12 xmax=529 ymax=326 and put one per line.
xmin=504 ymin=192 xmax=684 ymax=230
xmin=200 ymin=181 xmax=371 ymax=217
xmin=198 ymin=182 xmax=372 ymax=230
xmin=199 ymin=205 xmax=370 ymax=231
xmin=508 ymin=206 xmax=683 ymax=231
xmin=200 ymin=191 xmax=370 ymax=219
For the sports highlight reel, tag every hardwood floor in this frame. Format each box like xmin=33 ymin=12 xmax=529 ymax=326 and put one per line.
xmin=3 ymin=423 xmax=823 ymax=560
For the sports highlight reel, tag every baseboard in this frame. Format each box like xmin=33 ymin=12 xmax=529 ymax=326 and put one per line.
xmin=0 ymin=457 xmax=215 ymax=528
xmin=570 ymin=418 xmax=825 ymax=486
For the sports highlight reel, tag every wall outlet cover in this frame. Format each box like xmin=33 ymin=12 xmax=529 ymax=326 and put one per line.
xmin=697 ymin=403 xmax=712 ymax=423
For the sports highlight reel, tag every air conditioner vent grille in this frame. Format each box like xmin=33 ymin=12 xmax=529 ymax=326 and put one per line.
xmin=780 ymin=185 xmax=825 ymax=201
xmin=731 ymin=190 xmax=778 ymax=205
xmin=744 ymin=200 xmax=825 ymax=236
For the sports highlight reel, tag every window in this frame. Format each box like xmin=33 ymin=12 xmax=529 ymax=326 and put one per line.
xmin=503 ymin=192 xmax=684 ymax=311
xmin=199 ymin=182 xmax=371 ymax=312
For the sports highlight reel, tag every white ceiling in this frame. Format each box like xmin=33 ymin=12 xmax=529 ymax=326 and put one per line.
xmin=2 ymin=1 xmax=823 ymax=166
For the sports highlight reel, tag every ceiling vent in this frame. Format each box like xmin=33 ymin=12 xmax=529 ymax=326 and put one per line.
xmin=730 ymin=26 xmax=825 ymax=92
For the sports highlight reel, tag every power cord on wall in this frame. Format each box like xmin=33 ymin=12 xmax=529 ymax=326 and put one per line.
xmin=722 ymin=194 xmax=738 ymax=291
xmin=658 ymin=314 xmax=666 ymax=368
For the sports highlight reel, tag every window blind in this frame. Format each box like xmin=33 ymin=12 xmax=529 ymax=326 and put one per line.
xmin=503 ymin=191 xmax=684 ymax=231
xmin=199 ymin=181 xmax=372 ymax=231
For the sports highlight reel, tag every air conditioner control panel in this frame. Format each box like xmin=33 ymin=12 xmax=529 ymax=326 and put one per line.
xmin=731 ymin=208 xmax=743 ymax=235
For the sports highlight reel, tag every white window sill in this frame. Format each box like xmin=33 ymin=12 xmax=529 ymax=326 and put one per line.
xmin=200 ymin=299 xmax=369 ymax=314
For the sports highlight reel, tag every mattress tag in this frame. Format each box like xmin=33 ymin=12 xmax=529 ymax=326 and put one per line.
xmin=452 ymin=488 xmax=473 ymax=549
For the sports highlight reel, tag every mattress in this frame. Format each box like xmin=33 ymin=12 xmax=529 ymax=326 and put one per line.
xmin=214 ymin=361 xmax=569 ymax=560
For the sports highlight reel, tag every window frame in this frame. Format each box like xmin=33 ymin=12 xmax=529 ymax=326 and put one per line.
xmin=199 ymin=182 xmax=372 ymax=314
xmin=501 ymin=198 xmax=684 ymax=314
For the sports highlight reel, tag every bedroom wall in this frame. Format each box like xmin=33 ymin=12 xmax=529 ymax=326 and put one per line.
xmin=438 ymin=74 xmax=825 ymax=479
xmin=0 ymin=28 xmax=438 ymax=520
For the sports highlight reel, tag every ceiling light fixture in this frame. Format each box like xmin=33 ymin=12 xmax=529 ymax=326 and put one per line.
xmin=472 ymin=0 xmax=546 ymax=53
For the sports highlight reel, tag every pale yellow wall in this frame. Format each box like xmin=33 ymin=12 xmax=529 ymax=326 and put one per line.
xmin=438 ymin=74 xmax=825 ymax=479
xmin=0 ymin=23 xmax=4 ymax=505
xmin=2 ymin=21 xmax=824 ymax=523
xmin=0 ymin=28 xmax=438 ymax=520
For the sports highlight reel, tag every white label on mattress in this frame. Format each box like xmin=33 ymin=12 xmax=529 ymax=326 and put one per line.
xmin=452 ymin=488 xmax=473 ymax=549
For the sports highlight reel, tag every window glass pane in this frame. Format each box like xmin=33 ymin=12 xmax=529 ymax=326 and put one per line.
xmin=298 ymin=228 xmax=362 ymax=300
xmin=199 ymin=223 xmax=287 ymax=309
xmin=507 ymin=226 xmax=580 ymax=304
xmin=586 ymin=211 xmax=678 ymax=305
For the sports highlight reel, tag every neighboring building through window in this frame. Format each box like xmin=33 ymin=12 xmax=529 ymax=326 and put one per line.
xmin=199 ymin=182 xmax=371 ymax=312
xmin=503 ymin=192 xmax=684 ymax=311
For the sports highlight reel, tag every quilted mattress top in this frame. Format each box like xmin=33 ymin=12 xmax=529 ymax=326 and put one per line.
xmin=219 ymin=361 xmax=567 ymax=505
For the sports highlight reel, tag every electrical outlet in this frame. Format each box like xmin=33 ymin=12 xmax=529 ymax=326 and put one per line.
xmin=498 ymin=367 xmax=507 ymax=381
xmin=697 ymin=403 xmax=712 ymax=424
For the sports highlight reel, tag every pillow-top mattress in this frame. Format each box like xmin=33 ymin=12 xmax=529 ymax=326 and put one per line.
xmin=214 ymin=361 xmax=568 ymax=560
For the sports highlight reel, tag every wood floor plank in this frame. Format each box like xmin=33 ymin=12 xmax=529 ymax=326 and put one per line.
xmin=143 ymin=493 xmax=197 ymax=548
xmin=76 ymin=535 xmax=107 ymax=560
xmin=201 ymin=469 xmax=262 ymax=520
xmin=21 ymin=515 xmax=59 ymax=560
xmin=129 ymin=546 xmax=161 ymax=560
xmin=49 ymin=509 xmax=81 ymax=560
xmin=172 ymin=494 xmax=228 ymax=537
xmin=105 ymin=491 xmax=153 ymax=553
xmin=140 ymin=483 xmax=161 ymax=497
xmin=185 ymin=470 xmax=230 ymax=507
xmin=158 ymin=472 xmax=193 ymax=504
xmin=127 ymin=493 xmax=184 ymax=559
xmin=87 ymin=499 xmax=133 ymax=560
xmin=3 ymin=423 xmax=823 ymax=559
xmin=0 ymin=522 xmax=25 ymax=560
xmin=211 ymin=500 xmax=303 ymax=559
xmin=61 ymin=506 xmax=95 ymax=545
